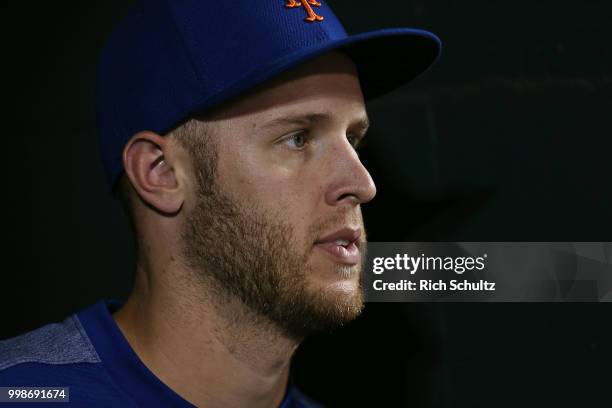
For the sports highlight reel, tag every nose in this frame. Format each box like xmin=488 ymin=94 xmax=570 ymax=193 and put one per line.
xmin=324 ymin=138 xmax=377 ymax=207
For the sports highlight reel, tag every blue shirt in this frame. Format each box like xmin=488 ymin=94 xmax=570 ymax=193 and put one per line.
xmin=0 ymin=299 xmax=321 ymax=407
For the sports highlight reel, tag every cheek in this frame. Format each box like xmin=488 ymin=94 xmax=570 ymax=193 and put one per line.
xmin=215 ymin=132 xmax=326 ymax=221
xmin=255 ymin=167 xmax=321 ymax=212
xmin=225 ymin=155 xmax=324 ymax=219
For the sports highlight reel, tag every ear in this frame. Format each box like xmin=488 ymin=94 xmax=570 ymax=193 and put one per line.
xmin=122 ymin=131 xmax=184 ymax=215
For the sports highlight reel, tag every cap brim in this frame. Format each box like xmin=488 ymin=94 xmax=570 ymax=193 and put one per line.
xmin=194 ymin=28 xmax=441 ymax=116
xmin=338 ymin=28 xmax=442 ymax=100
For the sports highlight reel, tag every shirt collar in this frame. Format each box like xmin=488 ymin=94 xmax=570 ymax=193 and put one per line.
xmin=77 ymin=299 xmax=303 ymax=407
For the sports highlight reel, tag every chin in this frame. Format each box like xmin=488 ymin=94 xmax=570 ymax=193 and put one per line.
xmin=309 ymin=272 xmax=364 ymax=314
xmin=325 ymin=276 xmax=361 ymax=297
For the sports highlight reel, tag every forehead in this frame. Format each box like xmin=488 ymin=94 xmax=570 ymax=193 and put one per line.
xmin=201 ymin=52 xmax=366 ymax=125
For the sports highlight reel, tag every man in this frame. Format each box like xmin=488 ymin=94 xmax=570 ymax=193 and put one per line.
xmin=0 ymin=0 xmax=440 ymax=406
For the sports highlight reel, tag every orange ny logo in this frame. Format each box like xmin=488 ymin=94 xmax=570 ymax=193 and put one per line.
xmin=285 ymin=0 xmax=324 ymax=22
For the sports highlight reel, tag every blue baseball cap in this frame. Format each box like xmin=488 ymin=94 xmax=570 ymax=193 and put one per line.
xmin=96 ymin=0 xmax=442 ymax=188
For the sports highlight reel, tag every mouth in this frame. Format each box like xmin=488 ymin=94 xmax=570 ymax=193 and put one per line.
xmin=314 ymin=227 xmax=361 ymax=265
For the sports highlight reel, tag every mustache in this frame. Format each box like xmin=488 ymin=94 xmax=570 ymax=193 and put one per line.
xmin=306 ymin=208 xmax=366 ymax=245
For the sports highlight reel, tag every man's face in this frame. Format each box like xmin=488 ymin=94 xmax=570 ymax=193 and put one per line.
xmin=180 ymin=52 xmax=376 ymax=340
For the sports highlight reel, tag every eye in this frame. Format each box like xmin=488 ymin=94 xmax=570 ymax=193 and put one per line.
xmin=347 ymin=133 xmax=362 ymax=149
xmin=282 ymin=130 xmax=308 ymax=149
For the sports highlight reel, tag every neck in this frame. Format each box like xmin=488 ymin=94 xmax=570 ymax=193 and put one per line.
xmin=113 ymin=258 xmax=297 ymax=408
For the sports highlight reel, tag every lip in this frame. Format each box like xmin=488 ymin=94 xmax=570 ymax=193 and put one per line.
xmin=314 ymin=227 xmax=361 ymax=265
xmin=315 ymin=227 xmax=361 ymax=245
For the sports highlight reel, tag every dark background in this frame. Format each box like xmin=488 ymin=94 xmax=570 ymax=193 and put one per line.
xmin=2 ymin=0 xmax=611 ymax=407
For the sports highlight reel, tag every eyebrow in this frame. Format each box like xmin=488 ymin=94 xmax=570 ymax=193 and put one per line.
xmin=260 ymin=112 xmax=370 ymax=134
